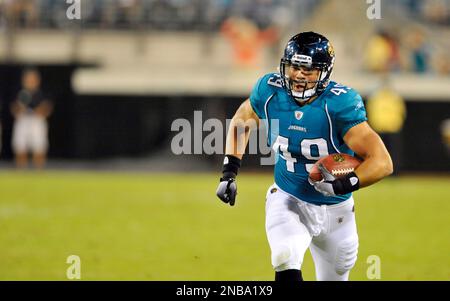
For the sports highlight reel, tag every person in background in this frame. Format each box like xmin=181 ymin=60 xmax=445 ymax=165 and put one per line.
xmin=4 ymin=0 xmax=38 ymax=28
xmin=367 ymin=77 xmax=406 ymax=174
xmin=364 ymin=30 xmax=392 ymax=73
xmin=10 ymin=68 xmax=53 ymax=169
xmin=364 ymin=29 xmax=402 ymax=73
xmin=221 ymin=15 xmax=278 ymax=67
xmin=440 ymin=118 xmax=450 ymax=154
xmin=407 ymin=28 xmax=431 ymax=73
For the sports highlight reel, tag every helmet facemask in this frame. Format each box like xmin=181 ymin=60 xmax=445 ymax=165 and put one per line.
xmin=280 ymin=58 xmax=331 ymax=103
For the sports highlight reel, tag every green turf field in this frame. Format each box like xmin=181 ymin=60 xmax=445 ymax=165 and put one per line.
xmin=0 ymin=171 xmax=448 ymax=280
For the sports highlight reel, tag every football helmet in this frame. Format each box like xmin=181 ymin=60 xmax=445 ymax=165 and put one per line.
xmin=280 ymin=32 xmax=335 ymax=102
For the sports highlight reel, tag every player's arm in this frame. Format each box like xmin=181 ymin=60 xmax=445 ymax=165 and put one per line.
xmin=310 ymin=121 xmax=393 ymax=196
xmin=216 ymin=99 xmax=260 ymax=206
xmin=225 ymin=99 xmax=260 ymax=159
xmin=343 ymin=121 xmax=393 ymax=187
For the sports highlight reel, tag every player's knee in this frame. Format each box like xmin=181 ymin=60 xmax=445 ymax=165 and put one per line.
xmin=271 ymin=245 xmax=291 ymax=270
xmin=335 ymin=237 xmax=359 ymax=275
xmin=271 ymin=244 xmax=300 ymax=271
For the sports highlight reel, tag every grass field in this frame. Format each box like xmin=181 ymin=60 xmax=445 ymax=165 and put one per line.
xmin=0 ymin=171 xmax=449 ymax=280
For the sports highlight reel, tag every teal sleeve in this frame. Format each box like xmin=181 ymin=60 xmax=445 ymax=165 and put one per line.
xmin=336 ymin=93 xmax=368 ymax=138
xmin=249 ymin=76 xmax=267 ymax=119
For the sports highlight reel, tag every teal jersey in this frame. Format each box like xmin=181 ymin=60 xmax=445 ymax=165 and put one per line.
xmin=249 ymin=73 xmax=367 ymax=205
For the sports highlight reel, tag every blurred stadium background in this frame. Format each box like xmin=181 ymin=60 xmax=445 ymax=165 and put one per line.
xmin=0 ymin=0 xmax=449 ymax=280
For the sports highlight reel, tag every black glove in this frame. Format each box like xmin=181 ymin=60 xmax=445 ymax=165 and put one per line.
xmin=216 ymin=155 xmax=241 ymax=206
xmin=309 ymin=164 xmax=360 ymax=196
xmin=216 ymin=176 xmax=237 ymax=206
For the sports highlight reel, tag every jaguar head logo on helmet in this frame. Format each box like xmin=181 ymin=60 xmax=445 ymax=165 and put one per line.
xmin=279 ymin=31 xmax=336 ymax=103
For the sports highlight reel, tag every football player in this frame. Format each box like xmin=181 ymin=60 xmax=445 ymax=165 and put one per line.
xmin=216 ymin=32 xmax=393 ymax=281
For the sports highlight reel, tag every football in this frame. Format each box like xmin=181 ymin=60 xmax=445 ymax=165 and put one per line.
xmin=309 ymin=153 xmax=362 ymax=182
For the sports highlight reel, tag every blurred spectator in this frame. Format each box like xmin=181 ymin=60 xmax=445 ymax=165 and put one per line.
xmin=203 ymin=0 xmax=234 ymax=29
xmin=221 ymin=16 xmax=278 ymax=67
xmin=0 ymin=0 xmax=318 ymax=32
xmin=434 ymin=53 xmax=450 ymax=75
xmin=384 ymin=31 xmax=403 ymax=72
xmin=406 ymin=28 xmax=431 ymax=73
xmin=112 ymin=0 xmax=142 ymax=28
xmin=4 ymin=0 xmax=38 ymax=28
xmin=367 ymin=78 xmax=407 ymax=174
xmin=441 ymin=118 xmax=450 ymax=153
xmin=422 ymin=0 xmax=450 ymax=25
xmin=364 ymin=29 xmax=401 ymax=73
xmin=406 ymin=0 xmax=421 ymax=14
xmin=10 ymin=68 xmax=53 ymax=169
xmin=144 ymin=0 xmax=180 ymax=30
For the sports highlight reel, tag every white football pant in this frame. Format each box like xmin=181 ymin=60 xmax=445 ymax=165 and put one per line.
xmin=265 ymin=183 xmax=359 ymax=281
